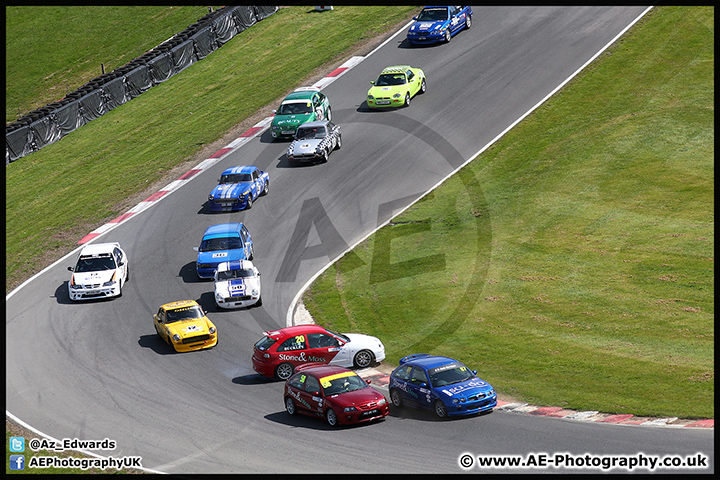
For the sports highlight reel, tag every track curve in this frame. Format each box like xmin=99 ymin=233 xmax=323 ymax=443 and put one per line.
xmin=6 ymin=6 xmax=713 ymax=474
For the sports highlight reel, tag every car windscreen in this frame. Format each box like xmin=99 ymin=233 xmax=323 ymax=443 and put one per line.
xmin=220 ymin=173 xmax=252 ymax=183
xmin=295 ymin=127 xmax=326 ymax=140
xmin=217 ymin=268 xmax=255 ymax=281
xmin=165 ymin=306 xmax=204 ymax=323
xmin=427 ymin=363 xmax=475 ymax=387
xmin=200 ymin=236 xmax=242 ymax=252
xmin=320 ymin=373 xmax=368 ymax=396
xmin=375 ymin=74 xmax=406 ymax=86
xmin=75 ymin=255 xmax=116 ymax=272
xmin=324 ymin=328 xmax=349 ymax=343
xmin=278 ymin=102 xmax=312 ymax=115
xmin=417 ymin=7 xmax=448 ymax=22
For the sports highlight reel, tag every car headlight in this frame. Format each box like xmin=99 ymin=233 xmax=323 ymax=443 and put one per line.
xmin=102 ymin=280 xmax=116 ymax=287
xmin=209 ymin=326 xmax=216 ymax=334
xmin=172 ymin=334 xmax=181 ymax=343
xmin=367 ymin=94 xmax=374 ymax=100
xmin=377 ymin=398 xmax=387 ymax=406
xmin=272 ymin=125 xmax=280 ymax=130
xmin=208 ymin=194 xmax=214 ymax=201
xmin=344 ymin=406 xmax=358 ymax=412
xmin=393 ymin=93 xmax=401 ymax=98
xmin=251 ymin=288 xmax=259 ymax=296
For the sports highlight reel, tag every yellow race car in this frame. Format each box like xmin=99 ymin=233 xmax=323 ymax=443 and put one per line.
xmin=153 ymin=300 xmax=218 ymax=352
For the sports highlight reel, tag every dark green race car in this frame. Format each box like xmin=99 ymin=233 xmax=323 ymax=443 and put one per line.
xmin=270 ymin=87 xmax=332 ymax=140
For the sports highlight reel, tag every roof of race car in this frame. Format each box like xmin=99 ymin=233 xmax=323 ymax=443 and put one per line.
xmin=293 ymin=363 xmax=353 ymax=377
xmin=283 ymin=90 xmax=316 ymax=102
xmin=78 ymin=242 xmax=120 ymax=256
xmin=380 ymin=65 xmax=412 ymax=75
xmin=297 ymin=120 xmax=331 ymax=129
xmin=202 ymin=223 xmax=245 ymax=239
xmin=220 ymin=165 xmax=257 ymax=175
xmin=161 ymin=299 xmax=201 ymax=311
xmin=217 ymin=259 xmax=253 ymax=272
xmin=399 ymin=353 xmax=458 ymax=369
xmin=263 ymin=324 xmax=329 ymax=339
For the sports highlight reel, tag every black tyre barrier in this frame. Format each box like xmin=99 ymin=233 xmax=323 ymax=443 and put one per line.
xmin=7 ymin=5 xmax=277 ymax=162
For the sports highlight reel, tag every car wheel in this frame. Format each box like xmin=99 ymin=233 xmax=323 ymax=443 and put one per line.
xmin=353 ymin=350 xmax=374 ymax=369
xmin=326 ymin=107 xmax=332 ymax=122
xmin=248 ymin=245 xmax=254 ymax=261
xmin=285 ymin=397 xmax=296 ymax=416
xmin=245 ymin=196 xmax=253 ymax=210
xmin=276 ymin=362 xmax=294 ymax=380
xmin=404 ymin=92 xmax=411 ymax=107
xmin=326 ymin=408 xmax=339 ymax=426
xmin=444 ymin=30 xmax=452 ymax=43
xmin=465 ymin=15 xmax=472 ymax=30
xmin=260 ymin=180 xmax=269 ymax=196
xmin=419 ymin=78 xmax=426 ymax=94
xmin=334 ymin=134 xmax=342 ymax=150
xmin=434 ymin=400 xmax=448 ymax=418
xmin=322 ymin=148 xmax=329 ymax=163
xmin=390 ymin=389 xmax=403 ymax=408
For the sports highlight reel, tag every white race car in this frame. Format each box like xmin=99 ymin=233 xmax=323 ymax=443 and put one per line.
xmin=67 ymin=242 xmax=128 ymax=301
xmin=214 ymin=260 xmax=262 ymax=308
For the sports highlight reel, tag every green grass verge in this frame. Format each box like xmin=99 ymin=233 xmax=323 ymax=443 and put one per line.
xmin=5 ymin=6 xmax=220 ymax=123
xmin=303 ymin=6 xmax=714 ymax=419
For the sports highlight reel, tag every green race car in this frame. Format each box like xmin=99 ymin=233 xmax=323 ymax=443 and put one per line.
xmin=367 ymin=65 xmax=426 ymax=109
xmin=270 ymin=87 xmax=332 ymax=140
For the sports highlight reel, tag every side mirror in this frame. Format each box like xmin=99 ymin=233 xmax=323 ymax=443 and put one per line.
xmin=67 ymin=266 xmax=74 ymax=272
xmin=412 ymin=16 xmax=417 ymax=20
xmin=272 ymin=109 xmax=277 ymax=114
xmin=366 ymin=379 xmax=372 ymax=385
xmin=370 ymin=81 xmax=375 ymax=85
xmin=193 ymin=246 xmax=199 ymax=252
xmin=472 ymin=370 xmax=477 ymax=375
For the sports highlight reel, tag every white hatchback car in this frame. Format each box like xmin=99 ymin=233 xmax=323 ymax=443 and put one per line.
xmin=214 ymin=260 xmax=262 ymax=309
xmin=67 ymin=242 xmax=128 ymax=301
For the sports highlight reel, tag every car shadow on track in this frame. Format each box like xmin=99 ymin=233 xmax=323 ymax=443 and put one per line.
xmin=387 ymin=405 xmax=495 ymax=422
xmin=264 ymin=410 xmax=388 ymax=431
xmin=138 ymin=334 xmax=181 ymax=355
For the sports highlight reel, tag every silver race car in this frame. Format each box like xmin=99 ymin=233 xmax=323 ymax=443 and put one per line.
xmin=285 ymin=120 xmax=342 ymax=165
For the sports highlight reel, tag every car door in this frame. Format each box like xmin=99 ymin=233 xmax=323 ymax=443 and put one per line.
xmin=448 ymin=6 xmax=461 ymax=33
xmin=113 ymin=246 xmax=126 ymax=284
xmin=307 ymin=332 xmax=347 ymax=366
xmin=302 ymin=374 xmax=325 ymax=416
xmin=408 ymin=366 xmax=434 ymax=409
xmin=391 ymin=365 xmax=417 ymax=405
xmin=154 ymin=308 xmax=167 ymax=341
xmin=406 ymin=69 xmax=419 ymax=97
xmin=240 ymin=225 xmax=253 ymax=259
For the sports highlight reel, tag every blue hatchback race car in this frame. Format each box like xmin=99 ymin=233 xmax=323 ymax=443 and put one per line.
xmin=389 ymin=353 xmax=496 ymax=418
xmin=195 ymin=223 xmax=254 ymax=279
xmin=406 ymin=6 xmax=473 ymax=45
xmin=207 ymin=165 xmax=269 ymax=212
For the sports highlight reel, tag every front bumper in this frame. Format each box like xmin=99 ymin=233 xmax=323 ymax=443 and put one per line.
xmin=446 ymin=395 xmax=497 ymax=417
xmin=69 ymin=284 xmax=121 ymax=301
xmin=173 ymin=334 xmax=218 ymax=353
xmin=216 ymin=294 xmax=260 ymax=309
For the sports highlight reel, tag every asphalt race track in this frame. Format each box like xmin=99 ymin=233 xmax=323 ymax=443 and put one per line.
xmin=6 ymin=6 xmax=713 ymax=474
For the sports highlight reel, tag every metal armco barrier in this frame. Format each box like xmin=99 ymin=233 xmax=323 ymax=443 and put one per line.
xmin=6 ymin=5 xmax=277 ymax=164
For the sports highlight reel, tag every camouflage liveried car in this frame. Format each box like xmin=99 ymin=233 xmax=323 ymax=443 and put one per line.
xmin=285 ymin=120 xmax=342 ymax=166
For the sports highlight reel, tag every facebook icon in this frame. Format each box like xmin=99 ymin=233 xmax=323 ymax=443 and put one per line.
xmin=9 ymin=455 xmax=25 ymax=470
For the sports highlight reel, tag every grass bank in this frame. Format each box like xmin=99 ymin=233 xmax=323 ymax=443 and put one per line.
xmin=303 ymin=6 xmax=714 ymax=419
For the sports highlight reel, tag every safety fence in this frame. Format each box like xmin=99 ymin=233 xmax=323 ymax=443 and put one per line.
xmin=5 ymin=5 xmax=278 ymax=164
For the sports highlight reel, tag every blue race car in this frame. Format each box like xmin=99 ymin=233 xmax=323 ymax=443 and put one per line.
xmin=406 ymin=6 xmax=473 ymax=45
xmin=195 ymin=223 xmax=254 ymax=279
xmin=389 ymin=353 xmax=496 ymax=418
xmin=207 ymin=165 xmax=269 ymax=212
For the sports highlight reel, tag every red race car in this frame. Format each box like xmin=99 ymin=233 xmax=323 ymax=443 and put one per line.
xmin=283 ymin=364 xmax=389 ymax=426
xmin=251 ymin=324 xmax=386 ymax=380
